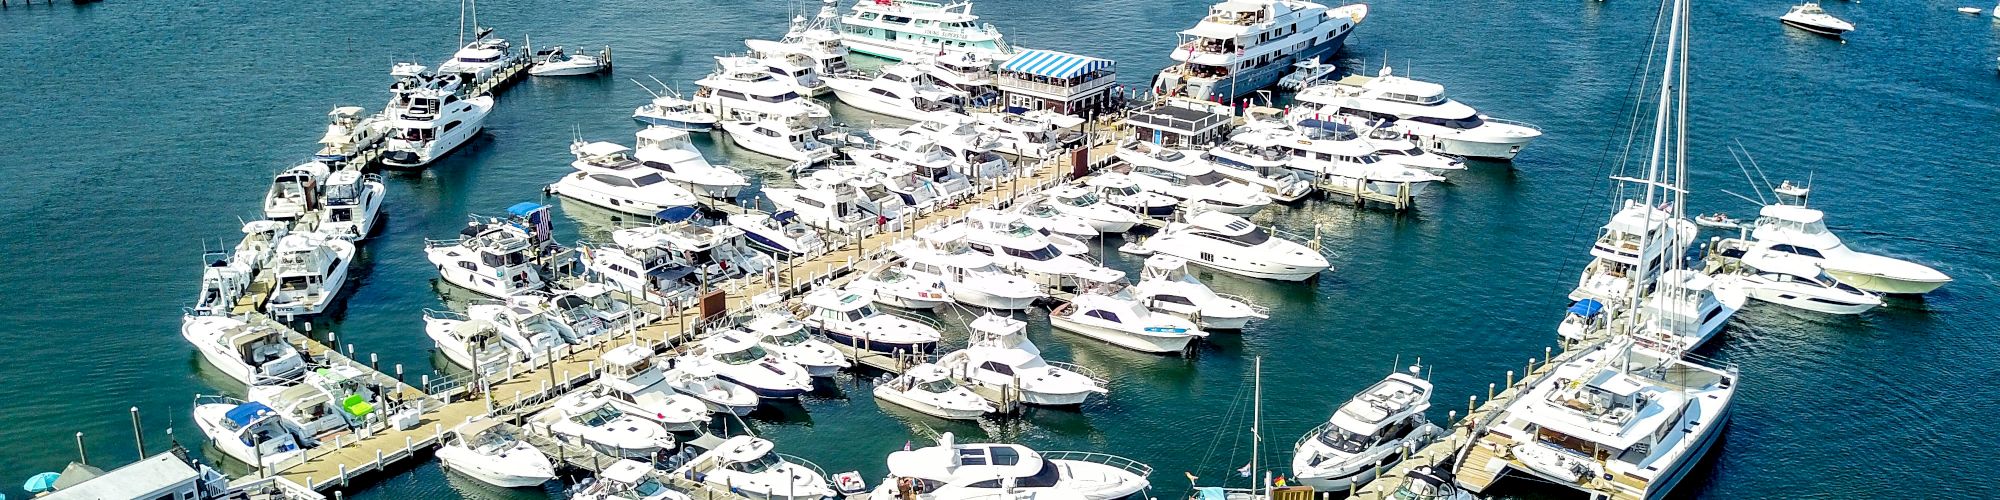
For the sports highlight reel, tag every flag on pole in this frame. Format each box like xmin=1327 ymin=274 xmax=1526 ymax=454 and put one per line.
xmin=1236 ymin=462 xmax=1254 ymax=477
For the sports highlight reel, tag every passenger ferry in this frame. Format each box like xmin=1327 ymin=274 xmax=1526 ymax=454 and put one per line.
xmin=1152 ymin=0 xmax=1367 ymax=102
xmin=839 ymin=0 xmax=1013 ymax=62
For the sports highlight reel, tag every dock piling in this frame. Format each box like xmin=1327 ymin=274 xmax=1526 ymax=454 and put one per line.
xmin=130 ymin=406 xmax=145 ymax=457
xmin=74 ymin=431 xmax=87 ymax=465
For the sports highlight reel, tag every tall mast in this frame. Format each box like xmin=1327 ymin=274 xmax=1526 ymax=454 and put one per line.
xmin=1251 ymin=356 xmax=1262 ymax=495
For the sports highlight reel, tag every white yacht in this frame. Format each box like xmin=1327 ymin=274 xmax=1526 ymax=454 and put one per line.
xmin=662 ymin=364 xmax=760 ymax=416
xmin=694 ymin=57 xmax=831 ymax=123
xmin=469 ymin=299 xmax=578 ymax=348
xmin=975 ymin=111 xmax=1083 ymax=159
xmin=426 ymin=220 xmax=546 ymax=298
xmin=721 ymin=53 xmax=827 ymax=97
xmin=911 ymin=50 xmax=999 ymax=99
xmin=424 ymin=318 xmax=514 ymax=375
xmin=1236 ymin=118 xmax=1465 ymax=176
xmin=953 ymin=210 xmax=1122 ymax=289
xmin=1152 ymin=0 xmax=1366 ymax=101
xmin=437 ymin=36 xmax=522 ymax=83
xmin=846 ymin=264 xmax=955 ymax=310
xmin=1142 ymin=210 xmax=1331 ymax=281
xmin=315 ymin=169 xmax=385 ymax=241
xmin=740 ymin=292 xmax=852 ymax=376
xmin=1458 ymin=337 xmax=1736 ymax=500
xmin=1085 ymin=172 xmax=1181 ymax=218
xmin=845 ymin=136 xmax=977 ymax=209
xmin=1133 ymin=255 xmax=1269 ymax=330
xmin=1012 ymin=199 xmax=1102 ymax=240
xmin=264 ymin=232 xmax=356 ymax=317
xmin=1739 ymin=204 xmax=1951 ymax=294
xmin=1781 ymin=2 xmax=1854 ymax=36
xmin=594 ymin=345 xmax=715 ymax=431
xmin=1050 ymin=281 xmax=1209 ymax=354
xmin=262 ymin=162 xmax=330 ymax=220
xmin=632 ymin=126 xmax=749 ymax=198
xmin=180 ymin=315 xmax=307 ymax=386
xmin=1290 ymin=365 xmax=1442 ymax=491
xmin=1707 ymin=238 xmax=1881 ymax=315
xmin=313 ymin=106 xmax=388 ymax=164
xmin=1115 ymin=141 xmax=1273 ymax=215
xmin=866 ymin=433 xmax=1150 ymax=500
xmin=1557 ymin=200 xmax=1698 ymax=346
xmin=1293 ymin=66 xmax=1540 ymax=160
xmin=1296 ymin=117 xmax=1470 ymax=172
xmin=578 ymin=233 xmax=699 ymax=307
xmin=1226 ymin=124 xmax=1448 ymax=198
xmin=827 ymin=63 xmax=965 ymax=121
xmin=528 ymin=45 xmax=611 ymax=76
xmin=871 ymin=112 xmax=999 ymax=161
xmin=436 ymin=419 xmax=557 ymax=488
xmin=749 ymin=0 xmax=852 ymax=78
xmin=632 ymin=88 xmax=720 ymax=132
xmin=574 ymin=460 xmax=691 ymax=500
xmin=240 ymin=368 xmax=378 ymax=440
xmin=1040 ymin=184 xmax=1142 ymax=234
xmin=938 ymin=314 xmax=1106 ymax=406
xmin=540 ymin=283 xmax=637 ymax=340
xmin=724 ymin=114 xmax=837 ymax=164
xmin=889 ymin=236 xmax=1048 ymax=310
xmin=611 ymin=215 xmax=775 ymax=283
xmin=799 ymin=288 xmax=943 ymax=355
xmin=529 ymin=392 xmax=679 ymax=459
xmin=379 ymin=87 xmax=494 ymax=169
xmin=837 ymin=0 xmax=1013 ymax=61
xmin=1630 ymin=268 xmax=1744 ymax=352
xmin=728 ymin=211 xmax=827 ymax=257
xmin=192 ymin=221 xmax=288 ymax=316
xmin=191 ymin=398 xmax=314 ymax=468
xmin=873 ymin=363 xmax=995 ymax=420
xmin=1201 ymin=141 xmax=1318 ymax=203
xmin=676 ymin=436 xmax=834 ymax=500
xmin=682 ymin=331 xmax=815 ymax=399
xmin=550 ymin=141 xmax=700 ymax=217
xmin=764 ymin=176 xmax=913 ymax=232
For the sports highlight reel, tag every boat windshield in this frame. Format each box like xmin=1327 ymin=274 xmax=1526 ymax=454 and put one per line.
xmin=1316 ymin=426 xmax=1378 ymax=454
xmin=1815 ymin=272 xmax=1866 ymax=294
xmin=767 ymin=327 xmax=810 ymax=346
xmin=631 ymin=479 xmax=670 ymax=497
xmin=631 ymin=173 xmax=668 ymax=187
xmin=572 ymin=405 xmax=626 ymax=427
xmin=1188 ymin=172 xmax=1229 ymax=186
xmin=1061 ymin=193 xmax=1100 ymax=206
xmin=717 ymin=345 xmax=771 ymax=365
xmin=917 ymin=378 xmax=957 ymax=394
xmin=732 ymin=453 xmax=783 ymax=474
xmin=1004 ymin=244 xmax=1061 ymax=261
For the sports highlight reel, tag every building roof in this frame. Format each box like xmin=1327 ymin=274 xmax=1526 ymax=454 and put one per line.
xmin=999 ymin=49 xmax=1112 ymax=80
xmin=43 ymin=453 xmax=198 ymax=500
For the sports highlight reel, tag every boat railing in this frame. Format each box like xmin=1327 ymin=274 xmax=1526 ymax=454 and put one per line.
xmin=423 ymin=308 xmax=471 ymax=321
xmin=1040 ymin=450 xmax=1154 ymax=477
xmin=1209 ymin=292 xmax=1273 ymax=316
xmin=1043 ymin=360 xmax=1107 ymax=385
xmin=878 ymin=307 xmax=950 ymax=333
xmin=1293 ymin=420 xmax=1335 ymax=451
xmin=194 ymin=393 xmax=251 ymax=407
xmin=423 ymin=237 xmax=467 ymax=249
xmin=1481 ymin=117 xmax=1542 ymax=131
xmin=778 ymin=453 xmax=832 ymax=480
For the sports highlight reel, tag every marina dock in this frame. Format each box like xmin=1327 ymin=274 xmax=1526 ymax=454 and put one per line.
xmin=1347 ymin=348 xmax=1564 ymax=499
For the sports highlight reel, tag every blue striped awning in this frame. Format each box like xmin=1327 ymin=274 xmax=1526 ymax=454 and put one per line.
xmin=999 ymin=49 xmax=1113 ymax=80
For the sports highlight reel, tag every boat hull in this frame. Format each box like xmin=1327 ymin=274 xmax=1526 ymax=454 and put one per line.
xmin=633 ymin=114 xmax=717 ymax=132
xmin=1781 ymin=19 xmax=1851 ymax=36
xmin=1049 ymin=316 xmax=1197 ymax=354
xmin=437 ymin=447 xmax=555 ymax=488
xmin=816 ymin=328 xmax=939 ymax=356
xmin=872 ymin=386 xmax=986 ymax=420
xmin=949 ymin=288 xmax=1040 ymax=310
xmin=1822 ymin=269 xmax=1949 ymax=295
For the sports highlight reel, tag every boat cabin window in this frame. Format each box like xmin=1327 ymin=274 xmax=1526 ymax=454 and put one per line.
xmin=1380 ymin=91 xmax=1446 ymax=106
xmin=1003 ymin=245 xmax=1061 ymax=261
xmin=912 ymin=263 xmax=943 ymax=275
xmin=729 ymin=453 xmax=783 ymax=474
xmin=716 ymin=345 xmax=769 ymax=365
xmin=1017 ymin=461 xmax=1062 ymax=488
xmin=631 ymin=173 xmax=668 ymax=187
xmin=590 ymin=174 xmax=637 ymax=188
xmin=872 ymin=88 xmax=903 ymax=100
xmin=1316 ymin=426 xmax=1376 ymax=453
xmin=1195 ymin=227 xmax=1272 ymax=247
xmin=979 ymin=361 xmax=1014 ymax=376
xmin=717 ymin=90 xmax=749 ymax=101
xmin=882 ymin=14 xmax=912 ymax=24
xmin=1410 ymin=114 xmax=1484 ymax=130
xmin=965 ymin=479 xmax=1002 ymax=488
xmin=1188 ymin=172 xmax=1228 ymax=186
xmin=755 ymin=91 xmax=802 ymax=103
xmin=1767 ymin=244 xmax=1825 ymax=259
xmin=916 ymin=377 xmax=955 ymax=394
xmin=1084 ymin=309 xmax=1122 ymax=323
xmin=859 ymin=12 xmax=880 ymax=20
xmin=480 ymin=250 xmax=527 ymax=267
xmin=1152 ymin=295 xmax=1196 ymax=307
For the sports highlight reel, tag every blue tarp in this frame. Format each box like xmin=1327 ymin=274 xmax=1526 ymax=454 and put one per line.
xmin=1568 ymin=299 xmax=1605 ymax=317
xmin=772 ymin=210 xmax=798 ymax=223
xmin=655 ymin=206 xmax=700 ymax=223
xmin=999 ymin=49 xmax=1112 ymax=80
xmin=507 ymin=202 xmax=548 ymax=217
xmin=225 ymin=402 xmax=276 ymax=426
xmin=1194 ymin=487 xmax=1225 ymax=500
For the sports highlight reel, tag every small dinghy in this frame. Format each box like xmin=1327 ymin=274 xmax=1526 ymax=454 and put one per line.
xmin=1118 ymin=239 xmax=1154 ymax=256
xmin=1277 ymin=58 xmax=1336 ymax=90
xmin=1695 ymin=213 xmax=1742 ymax=229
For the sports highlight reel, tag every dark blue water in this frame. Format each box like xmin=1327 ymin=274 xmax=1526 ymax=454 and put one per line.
xmin=3 ymin=0 xmax=1996 ymax=498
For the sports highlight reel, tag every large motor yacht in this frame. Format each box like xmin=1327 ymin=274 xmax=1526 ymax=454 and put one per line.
xmin=826 ymin=63 xmax=965 ymax=121
xmin=1292 ymin=66 xmax=1541 ymax=160
xmin=936 ymin=314 xmax=1105 ymax=406
xmin=1705 ymin=238 xmax=1881 ymax=315
xmin=837 ymin=0 xmax=1013 ymax=62
xmin=550 ymin=141 xmax=701 ymax=217
xmin=379 ymin=86 xmax=494 ymax=169
xmin=888 ymin=236 xmax=1047 ymax=310
xmin=680 ymin=331 xmax=815 ymax=399
xmin=748 ymin=0 xmax=852 ymax=79
xmin=740 ymin=292 xmax=852 ymax=376
xmin=1133 ymin=254 xmax=1269 ymax=330
xmin=799 ymin=288 xmax=942 ymax=355
xmin=315 ymin=169 xmax=385 ymax=241
xmin=1152 ymin=0 xmax=1367 ymax=102
xmin=1290 ymin=365 xmax=1442 ymax=491
xmin=1736 ymin=203 xmax=1950 ymax=294
xmin=426 ymin=218 xmax=548 ymax=298
xmin=866 ymin=433 xmax=1150 ymax=500
xmin=1049 ymin=281 xmax=1209 ymax=355
xmin=264 ymin=232 xmax=356 ymax=317
xmin=1115 ymin=141 xmax=1274 ymax=215
xmin=632 ymin=127 xmax=749 ymax=199
xmin=1142 ymin=210 xmax=1331 ymax=281
xmin=593 ymin=345 xmax=715 ymax=431
xmin=727 ymin=211 xmax=827 ymax=257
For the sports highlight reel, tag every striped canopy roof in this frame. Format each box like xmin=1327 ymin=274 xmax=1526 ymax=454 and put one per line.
xmin=999 ymin=49 xmax=1113 ymax=79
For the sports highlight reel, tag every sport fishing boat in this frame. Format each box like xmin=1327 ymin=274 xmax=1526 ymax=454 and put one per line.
xmin=938 ymin=314 xmax=1106 ymax=406
xmin=846 ymin=264 xmax=955 ymax=309
xmin=1290 ymin=364 xmax=1442 ymax=491
xmin=1039 ymin=184 xmax=1143 ymax=234
xmin=379 ymin=86 xmax=494 ymax=169
xmin=662 ymin=364 xmax=759 ymax=416
xmin=1049 ymin=280 xmax=1208 ymax=354
xmin=264 ymin=232 xmax=356 ymax=317
xmin=1152 ymin=0 xmax=1367 ymax=102
xmin=872 ymin=363 xmax=995 ymax=420
xmin=632 ymin=127 xmax=750 ymax=198
xmin=1780 ymin=2 xmax=1854 ymax=36
xmin=746 ymin=0 xmax=852 ymax=80
xmin=191 ymin=398 xmax=315 ymax=468
xmin=1114 ymin=141 xmax=1273 ymax=215
xmin=826 ymin=63 xmax=965 ymax=121
xmin=694 ymin=57 xmax=831 ymax=123
xmin=888 ymin=236 xmax=1047 ymax=310
xmin=675 ymin=436 xmax=834 ymax=500
xmin=1456 ymin=337 xmax=1736 ymax=500
xmin=423 ymin=318 xmax=514 ymax=375
xmin=680 ymin=331 xmax=815 ymax=399
xmin=632 ymin=87 xmax=720 ymax=131
xmin=262 ymin=162 xmax=330 ymax=220
xmin=314 ymin=169 xmax=385 ymax=241
xmin=1133 ymin=254 xmax=1269 ymax=330
xmin=723 ymin=114 xmax=837 ymax=164
xmin=530 ymin=392 xmax=679 ymax=459
xmin=721 ymin=53 xmax=827 ymax=97
xmin=740 ymin=292 xmax=852 ymax=377
xmin=1736 ymin=203 xmax=1951 ymax=294
xmin=798 ymin=288 xmax=942 ymax=355
xmin=1085 ymin=172 xmax=1181 ymax=218
xmin=866 ymin=433 xmax=1151 ymax=500
xmin=594 ymin=345 xmax=714 ymax=431
xmin=550 ymin=141 xmax=700 ymax=217
xmin=1142 ymin=210 xmax=1330 ymax=281
xmin=437 ymin=418 xmax=557 ymax=488
xmin=727 ymin=211 xmax=827 ymax=257
xmin=180 ymin=315 xmax=307 ymax=386
xmin=425 ymin=219 xmax=547 ymax=298
xmin=1292 ymin=66 xmax=1540 ymax=160
xmin=838 ymin=0 xmax=1013 ymax=61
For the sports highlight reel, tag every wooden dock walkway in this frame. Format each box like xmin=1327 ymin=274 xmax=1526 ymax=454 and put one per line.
xmin=1347 ymin=348 xmax=1566 ymax=499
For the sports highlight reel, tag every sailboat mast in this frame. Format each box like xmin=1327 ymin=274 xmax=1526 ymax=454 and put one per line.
xmin=1251 ymin=356 xmax=1262 ymax=495
xmin=1622 ymin=0 xmax=1688 ymax=320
